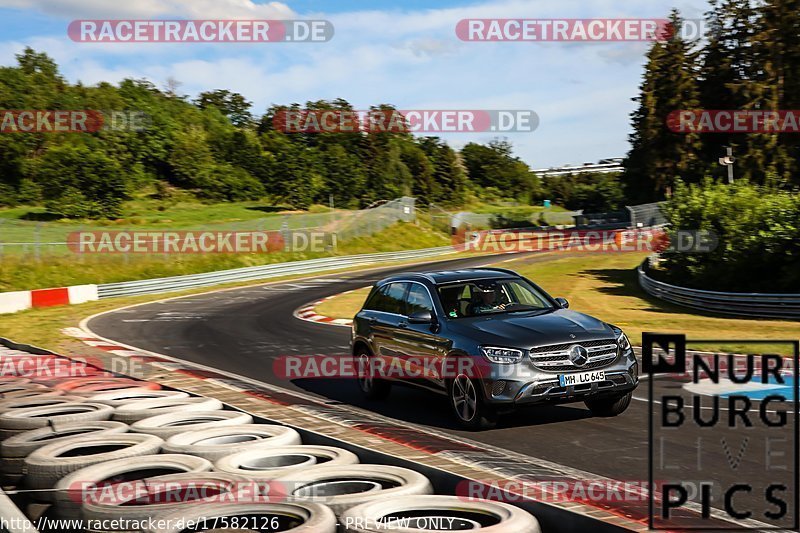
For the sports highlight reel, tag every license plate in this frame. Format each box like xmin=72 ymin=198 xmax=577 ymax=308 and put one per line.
xmin=559 ymin=370 xmax=606 ymax=387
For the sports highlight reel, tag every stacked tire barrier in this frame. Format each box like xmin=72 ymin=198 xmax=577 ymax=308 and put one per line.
xmin=0 ymin=343 xmax=543 ymax=533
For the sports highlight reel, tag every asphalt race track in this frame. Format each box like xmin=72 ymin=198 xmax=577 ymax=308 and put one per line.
xmin=87 ymin=254 xmax=796 ymax=524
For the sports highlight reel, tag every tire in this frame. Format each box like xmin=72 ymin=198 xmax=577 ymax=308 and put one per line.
xmin=448 ymin=374 xmax=497 ymax=430
xmin=1 ymin=421 xmax=129 ymax=484
xmin=354 ymin=349 xmax=390 ymax=400
xmin=0 ymin=395 xmax=81 ymax=415
xmin=585 ymin=391 xmax=633 ymax=417
xmin=24 ymin=434 xmax=164 ymax=498
xmin=86 ymin=390 xmax=189 ymax=408
xmin=275 ymin=464 xmax=433 ymax=516
xmin=340 ymin=495 xmax=542 ymax=532
xmin=214 ymin=445 xmax=359 ymax=480
xmin=129 ymin=410 xmax=253 ymax=438
xmin=142 ymin=502 xmax=337 ymax=533
xmin=114 ymin=398 xmax=224 ymax=424
xmin=53 ymin=454 xmax=212 ymax=519
xmin=162 ymin=425 xmax=302 ymax=462
xmin=0 ymin=402 xmax=114 ymax=440
xmin=0 ymin=388 xmax=62 ymax=401
xmin=81 ymin=472 xmax=249 ymax=530
xmin=0 ymin=383 xmax=48 ymax=397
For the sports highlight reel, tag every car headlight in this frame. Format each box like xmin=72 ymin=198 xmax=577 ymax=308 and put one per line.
xmin=615 ymin=329 xmax=632 ymax=352
xmin=480 ymin=346 xmax=524 ymax=364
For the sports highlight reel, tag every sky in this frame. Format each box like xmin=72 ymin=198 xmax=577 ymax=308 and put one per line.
xmin=0 ymin=0 xmax=710 ymax=167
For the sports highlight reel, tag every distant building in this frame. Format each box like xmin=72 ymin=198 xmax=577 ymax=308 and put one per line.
xmin=533 ymin=158 xmax=623 ymax=177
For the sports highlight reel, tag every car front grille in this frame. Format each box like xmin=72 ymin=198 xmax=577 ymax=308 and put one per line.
xmin=528 ymin=338 xmax=618 ymax=372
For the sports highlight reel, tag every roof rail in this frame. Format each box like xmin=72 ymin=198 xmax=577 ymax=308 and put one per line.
xmin=467 ymin=267 xmax=519 ymax=276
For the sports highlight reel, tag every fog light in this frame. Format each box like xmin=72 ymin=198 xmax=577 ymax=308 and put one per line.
xmin=629 ymin=362 xmax=638 ymax=380
xmin=491 ymin=381 xmax=507 ymax=397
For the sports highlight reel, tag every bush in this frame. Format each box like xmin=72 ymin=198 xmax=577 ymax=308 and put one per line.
xmin=654 ymin=179 xmax=800 ymax=292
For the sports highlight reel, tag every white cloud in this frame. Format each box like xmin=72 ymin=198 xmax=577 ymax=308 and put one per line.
xmin=0 ymin=0 xmax=294 ymax=19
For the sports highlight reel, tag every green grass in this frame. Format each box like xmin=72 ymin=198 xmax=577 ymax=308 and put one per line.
xmin=316 ymin=252 xmax=800 ymax=355
xmin=0 ymin=220 xmax=452 ymax=291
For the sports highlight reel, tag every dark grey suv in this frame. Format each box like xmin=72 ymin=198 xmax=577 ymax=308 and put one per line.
xmin=350 ymin=268 xmax=639 ymax=429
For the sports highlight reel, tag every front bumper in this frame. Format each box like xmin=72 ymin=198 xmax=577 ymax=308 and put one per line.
xmin=478 ymin=349 xmax=639 ymax=407
xmin=512 ymin=368 xmax=638 ymax=405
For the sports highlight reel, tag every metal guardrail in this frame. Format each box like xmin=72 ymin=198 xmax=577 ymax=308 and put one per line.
xmin=97 ymin=246 xmax=454 ymax=298
xmin=638 ymin=259 xmax=800 ymax=319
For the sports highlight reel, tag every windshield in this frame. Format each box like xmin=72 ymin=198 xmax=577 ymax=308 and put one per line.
xmin=437 ymin=278 xmax=554 ymax=319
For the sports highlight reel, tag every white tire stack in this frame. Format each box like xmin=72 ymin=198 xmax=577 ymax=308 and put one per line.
xmin=23 ymin=434 xmax=163 ymax=500
xmin=113 ymin=397 xmax=224 ymax=424
xmin=86 ymin=390 xmax=189 ymax=407
xmin=0 ymin=402 xmax=114 ymax=440
xmin=129 ymin=411 xmax=253 ymax=438
xmin=276 ymin=465 xmax=434 ymax=516
xmin=215 ymin=445 xmax=359 ymax=480
xmin=53 ymin=454 xmax=213 ymax=519
xmin=81 ymin=472 xmax=249 ymax=532
xmin=162 ymin=424 xmax=302 ymax=461
xmin=0 ymin=421 xmax=128 ymax=485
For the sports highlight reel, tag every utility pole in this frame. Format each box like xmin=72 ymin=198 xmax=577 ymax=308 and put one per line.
xmin=719 ymin=146 xmax=735 ymax=184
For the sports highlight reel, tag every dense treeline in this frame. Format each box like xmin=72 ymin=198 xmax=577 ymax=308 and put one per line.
xmin=624 ymin=1 xmax=800 ymax=202
xmin=0 ymin=50 xmax=549 ymax=218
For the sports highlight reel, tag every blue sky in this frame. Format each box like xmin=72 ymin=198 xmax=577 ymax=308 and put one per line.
xmin=0 ymin=0 xmax=709 ymax=167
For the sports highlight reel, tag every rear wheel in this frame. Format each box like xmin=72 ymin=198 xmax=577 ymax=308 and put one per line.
xmin=449 ymin=374 xmax=496 ymax=430
xmin=585 ymin=391 xmax=633 ymax=417
xmin=355 ymin=350 xmax=390 ymax=400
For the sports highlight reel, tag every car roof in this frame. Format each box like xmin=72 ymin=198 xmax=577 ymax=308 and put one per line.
xmin=378 ymin=268 xmax=520 ymax=286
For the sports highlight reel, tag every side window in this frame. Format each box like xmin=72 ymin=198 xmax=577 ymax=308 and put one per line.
xmin=406 ymin=284 xmax=434 ymax=315
xmin=363 ymin=285 xmax=388 ymax=312
xmin=382 ymin=283 xmax=409 ymax=315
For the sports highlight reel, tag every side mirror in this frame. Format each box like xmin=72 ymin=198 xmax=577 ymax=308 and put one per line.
xmin=408 ymin=310 xmax=435 ymax=324
xmin=555 ymin=297 xmax=570 ymax=309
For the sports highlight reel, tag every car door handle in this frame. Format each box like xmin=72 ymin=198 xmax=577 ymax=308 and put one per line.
xmin=398 ymin=321 xmax=408 ymax=328
xmin=368 ymin=317 xmax=378 ymax=324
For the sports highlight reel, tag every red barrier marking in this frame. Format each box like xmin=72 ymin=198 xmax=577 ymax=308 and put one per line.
xmin=31 ymin=287 xmax=70 ymax=308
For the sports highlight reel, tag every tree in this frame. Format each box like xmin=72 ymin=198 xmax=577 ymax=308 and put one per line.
xmin=196 ymin=89 xmax=254 ymax=127
xmin=33 ymin=144 xmax=128 ymax=218
xmin=419 ymin=137 xmax=467 ymax=205
xmin=461 ymin=139 xmax=538 ymax=201
xmin=623 ymin=11 xmax=702 ymax=202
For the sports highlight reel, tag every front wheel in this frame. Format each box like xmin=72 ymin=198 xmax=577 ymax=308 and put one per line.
xmin=448 ymin=374 xmax=497 ymax=430
xmin=585 ymin=391 xmax=633 ymax=417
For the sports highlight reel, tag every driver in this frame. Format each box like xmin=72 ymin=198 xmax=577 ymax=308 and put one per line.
xmin=469 ymin=286 xmax=507 ymax=314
